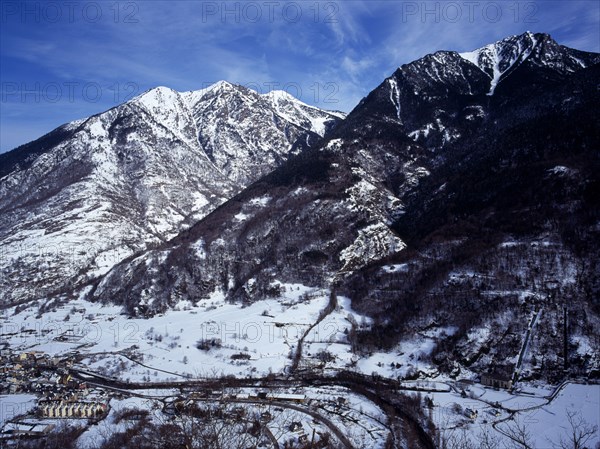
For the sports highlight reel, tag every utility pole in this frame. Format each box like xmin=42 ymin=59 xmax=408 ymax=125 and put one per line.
xmin=563 ymin=305 xmax=569 ymax=371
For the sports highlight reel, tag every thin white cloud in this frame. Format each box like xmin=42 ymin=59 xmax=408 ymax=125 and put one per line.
xmin=327 ymin=0 xmax=372 ymax=46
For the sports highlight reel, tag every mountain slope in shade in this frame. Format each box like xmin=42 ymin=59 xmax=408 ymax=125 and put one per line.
xmin=0 ymin=83 xmax=344 ymax=307
xmin=344 ymin=64 xmax=600 ymax=380
xmin=84 ymin=33 xmax=600 ymax=382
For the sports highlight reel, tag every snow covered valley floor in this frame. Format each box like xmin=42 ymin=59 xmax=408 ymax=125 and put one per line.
xmin=1 ymin=284 xmax=598 ymax=448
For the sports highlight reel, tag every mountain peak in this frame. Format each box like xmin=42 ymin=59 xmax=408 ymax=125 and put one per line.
xmin=204 ymin=80 xmax=236 ymax=92
xmin=0 ymin=73 xmax=346 ymax=307
xmin=181 ymin=80 xmax=243 ymax=105
xmin=457 ymin=32 xmax=598 ymax=96
xmin=346 ymin=31 xmax=599 ymax=151
xmin=459 ymin=31 xmax=547 ymax=58
xmin=458 ymin=31 xmax=543 ymax=95
xmin=131 ymin=85 xmax=182 ymax=110
xmin=263 ymin=89 xmax=298 ymax=102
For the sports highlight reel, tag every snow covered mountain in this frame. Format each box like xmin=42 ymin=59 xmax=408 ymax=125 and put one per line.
xmin=0 ymin=82 xmax=344 ymax=307
xmin=182 ymin=82 xmax=345 ymax=185
xmin=458 ymin=31 xmax=592 ymax=95
xmin=83 ymin=33 xmax=600 ymax=382
xmin=1 ymin=31 xmax=599 ymax=384
xmin=343 ymin=32 xmax=599 ymax=150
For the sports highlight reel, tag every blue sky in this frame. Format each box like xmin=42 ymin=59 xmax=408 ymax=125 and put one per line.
xmin=1 ymin=0 xmax=598 ymax=153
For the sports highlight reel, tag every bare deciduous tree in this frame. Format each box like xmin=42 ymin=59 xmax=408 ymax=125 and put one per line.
xmin=550 ymin=409 xmax=598 ymax=449
xmin=499 ymin=418 xmax=534 ymax=449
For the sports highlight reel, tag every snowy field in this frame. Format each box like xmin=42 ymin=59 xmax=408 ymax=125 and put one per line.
xmin=2 ymin=284 xmax=598 ymax=448
xmin=1 ymin=284 xmax=375 ymax=380
xmin=0 ymin=394 xmax=37 ymax=427
xmin=509 ymin=383 xmax=600 ymax=448
xmin=427 ymin=381 xmax=600 ymax=448
xmin=2 ymin=282 xmax=464 ymax=383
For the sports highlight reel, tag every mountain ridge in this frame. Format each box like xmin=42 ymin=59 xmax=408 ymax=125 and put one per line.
xmin=0 ymin=82 xmax=344 ymax=307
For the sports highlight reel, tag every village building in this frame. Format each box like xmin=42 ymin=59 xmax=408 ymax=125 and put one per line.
xmin=39 ymin=401 xmax=108 ymax=419
xmin=1 ymin=422 xmax=55 ymax=438
xmin=481 ymin=365 xmax=514 ymax=390
xmin=267 ymin=393 xmax=306 ymax=403
xmin=464 ymin=408 xmax=478 ymax=419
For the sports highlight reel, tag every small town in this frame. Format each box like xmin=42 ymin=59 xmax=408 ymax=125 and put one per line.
xmin=1 ymin=344 xmax=597 ymax=448
xmin=0 ymin=348 xmax=390 ymax=447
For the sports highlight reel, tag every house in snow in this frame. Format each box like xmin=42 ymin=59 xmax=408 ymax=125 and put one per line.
xmin=464 ymin=408 xmax=478 ymax=419
xmin=481 ymin=365 xmax=514 ymax=390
